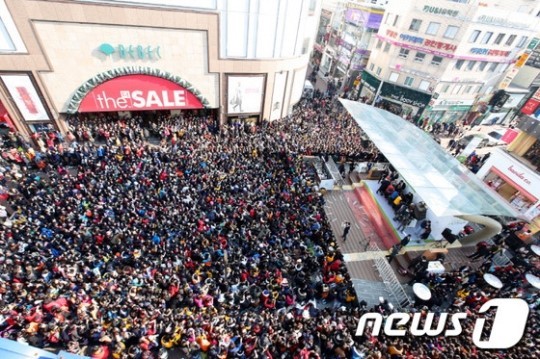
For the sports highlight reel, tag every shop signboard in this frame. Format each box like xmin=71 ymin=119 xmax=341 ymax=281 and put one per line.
xmin=470 ymin=48 xmax=510 ymax=57
xmin=422 ymin=5 xmax=459 ymax=17
xmin=449 ymin=105 xmax=472 ymax=111
xmin=381 ymin=82 xmax=431 ymax=108
xmin=361 ymin=71 xmax=381 ymax=93
xmin=376 ymin=34 xmax=456 ymax=59
xmin=0 ymin=75 xmax=50 ymax=121
xmin=78 ymin=74 xmax=204 ymax=112
xmin=521 ymin=99 xmax=540 ymax=115
xmin=98 ymin=43 xmax=161 ymax=60
xmin=433 ymin=99 xmax=474 ymax=107
xmin=527 ymin=37 xmax=540 ymax=51
xmin=399 ymin=33 xmax=457 ymax=52
xmin=475 ymin=15 xmax=528 ymax=30
xmin=501 ymin=128 xmax=519 ymax=144
xmin=345 ymin=9 xmax=383 ymax=29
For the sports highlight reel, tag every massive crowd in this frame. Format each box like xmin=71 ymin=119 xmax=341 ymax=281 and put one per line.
xmin=0 ymin=98 xmax=538 ymax=359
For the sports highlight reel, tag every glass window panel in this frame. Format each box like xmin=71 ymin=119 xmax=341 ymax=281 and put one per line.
xmin=338 ymin=99 xmax=521 ymax=218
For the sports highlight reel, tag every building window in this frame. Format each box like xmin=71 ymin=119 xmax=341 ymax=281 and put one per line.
xmin=393 ymin=15 xmax=400 ymax=26
xmin=383 ymin=42 xmax=391 ymax=52
xmin=370 ymin=63 xmax=375 ymax=71
xmin=376 ymin=67 xmax=382 ymax=75
xmin=506 ymin=34 xmax=517 ymax=46
xmin=464 ymin=85 xmax=472 ymax=93
xmin=478 ymin=61 xmax=488 ymax=71
xmin=389 ymin=72 xmax=399 ymax=82
xmin=308 ymin=0 xmax=317 ymax=15
xmin=467 ymin=60 xmax=477 ymax=71
xmin=385 ymin=13 xmax=391 ymax=25
xmin=452 ymin=85 xmax=462 ymax=94
xmin=398 ymin=48 xmax=409 ymax=58
xmin=444 ymin=25 xmax=459 ymax=39
xmin=481 ymin=31 xmax=493 ymax=44
xmin=376 ymin=39 xmax=383 ymax=49
xmin=414 ymin=52 xmax=426 ymax=63
xmin=494 ymin=33 xmax=505 ymax=45
xmin=409 ymin=19 xmax=422 ymax=32
xmin=442 ymin=84 xmax=450 ymax=93
xmin=419 ymin=80 xmax=430 ymax=91
xmin=517 ymin=35 xmax=528 ymax=48
xmin=488 ymin=62 xmax=498 ymax=72
xmin=431 ymin=56 xmax=443 ymax=66
xmin=426 ymin=22 xmax=440 ymax=36
xmin=404 ymin=76 xmax=414 ymax=86
xmin=455 ymin=59 xmax=464 ymax=70
xmin=469 ymin=30 xmax=481 ymax=43
xmin=0 ymin=2 xmax=26 ymax=53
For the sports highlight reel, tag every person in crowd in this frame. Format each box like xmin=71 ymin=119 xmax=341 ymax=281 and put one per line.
xmin=0 ymin=98 xmax=537 ymax=359
xmin=386 ymin=243 xmax=402 ymax=264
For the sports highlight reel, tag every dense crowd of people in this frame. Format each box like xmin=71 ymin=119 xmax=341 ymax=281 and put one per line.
xmin=0 ymin=97 xmax=538 ymax=359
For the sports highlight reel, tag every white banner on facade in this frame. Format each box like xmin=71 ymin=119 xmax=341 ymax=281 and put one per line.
xmin=1 ymin=74 xmax=49 ymax=121
xmin=227 ymin=75 xmax=265 ymax=114
xmin=270 ymin=72 xmax=287 ymax=121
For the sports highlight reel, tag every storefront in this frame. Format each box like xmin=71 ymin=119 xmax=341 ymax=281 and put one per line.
xmin=427 ymin=99 xmax=474 ymax=123
xmin=379 ymin=82 xmax=431 ymax=117
xmin=359 ymin=70 xmax=380 ymax=102
xmin=0 ymin=0 xmax=317 ymax=135
xmin=476 ymin=148 xmax=540 ymax=233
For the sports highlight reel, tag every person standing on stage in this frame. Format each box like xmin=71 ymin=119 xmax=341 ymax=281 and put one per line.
xmin=342 ymin=221 xmax=351 ymax=241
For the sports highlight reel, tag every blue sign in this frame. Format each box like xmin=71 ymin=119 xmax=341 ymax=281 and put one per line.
xmin=98 ymin=43 xmax=161 ymax=60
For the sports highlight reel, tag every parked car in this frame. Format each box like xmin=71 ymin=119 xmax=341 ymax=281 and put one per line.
xmin=485 ymin=130 xmax=507 ymax=146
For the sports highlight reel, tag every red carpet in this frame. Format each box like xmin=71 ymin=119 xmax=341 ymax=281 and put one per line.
xmin=346 ymin=185 xmax=400 ymax=250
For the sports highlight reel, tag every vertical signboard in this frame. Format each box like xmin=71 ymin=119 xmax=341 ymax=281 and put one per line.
xmin=227 ymin=75 xmax=265 ymax=114
xmin=270 ymin=72 xmax=287 ymax=121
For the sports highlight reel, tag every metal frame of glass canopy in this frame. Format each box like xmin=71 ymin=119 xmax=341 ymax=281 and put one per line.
xmin=339 ymin=98 xmax=524 ymax=220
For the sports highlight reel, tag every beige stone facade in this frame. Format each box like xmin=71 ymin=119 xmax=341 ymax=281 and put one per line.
xmin=0 ymin=0 xmax=319 ymax=136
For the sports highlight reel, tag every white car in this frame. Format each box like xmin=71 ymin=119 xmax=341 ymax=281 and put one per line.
xmin=485 ymin=130 xmax=507 ymax=147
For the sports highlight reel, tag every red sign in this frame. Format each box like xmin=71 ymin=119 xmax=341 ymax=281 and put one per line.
xmin=501 ymin=128 xmax=519 ymax=144
xmin=521 ymin=98 xmax=540 ymax=115
xmin=386 ymin=30 xmax=398 ymax=39
xmin=423 ymin=39 xmax=457 ymax=52
xmin=78 ymin=74 xmax=204 ymax=112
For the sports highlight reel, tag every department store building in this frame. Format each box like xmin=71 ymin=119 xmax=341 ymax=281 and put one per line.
xmin=0 ymin=0 xmax=320 ymax=136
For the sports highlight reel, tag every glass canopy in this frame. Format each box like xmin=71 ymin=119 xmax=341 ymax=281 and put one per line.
xmin=339 ymin=99 xmax=522 ymax=219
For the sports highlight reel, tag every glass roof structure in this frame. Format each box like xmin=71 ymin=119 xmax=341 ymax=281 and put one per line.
xmin=339 ymin=99 xmax=523 ymax=219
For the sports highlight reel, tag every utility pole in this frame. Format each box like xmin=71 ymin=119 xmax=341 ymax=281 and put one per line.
xmin=373 ymin=77 xmax=384 ymax=104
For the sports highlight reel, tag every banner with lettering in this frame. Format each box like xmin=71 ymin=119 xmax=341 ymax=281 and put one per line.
xmin=78 ymin=74 xmax=204 ymax=112
xmin=381 ymin=82 xmax=432 ymax=109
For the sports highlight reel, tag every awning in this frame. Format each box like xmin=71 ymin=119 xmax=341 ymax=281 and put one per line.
xmin=339 ymin=99 xmax=524 ymax=219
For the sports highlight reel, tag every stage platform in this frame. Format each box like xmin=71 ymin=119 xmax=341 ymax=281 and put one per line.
xmin=362 ymin=180 xmax=462 ymax=249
